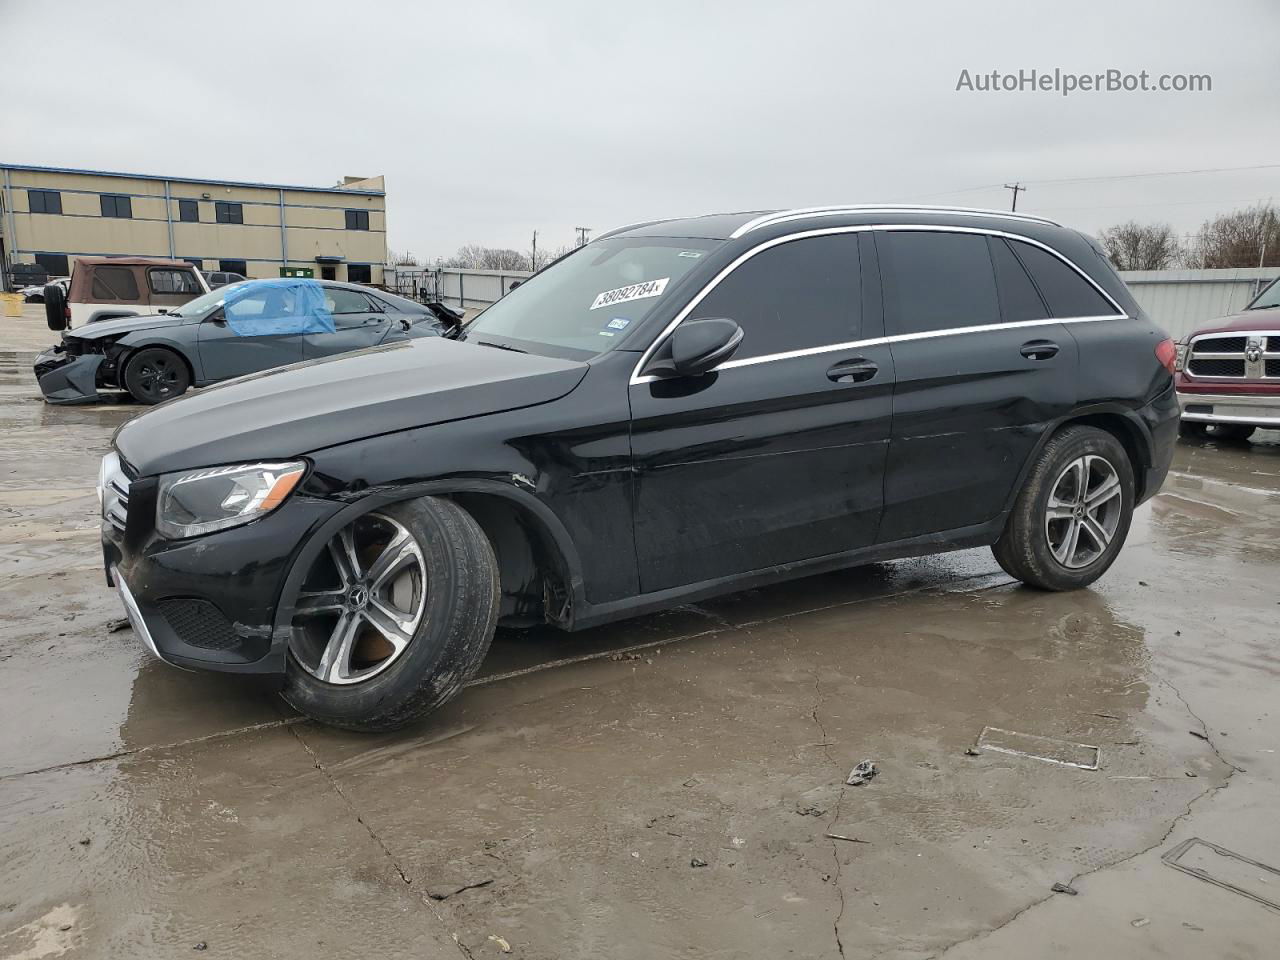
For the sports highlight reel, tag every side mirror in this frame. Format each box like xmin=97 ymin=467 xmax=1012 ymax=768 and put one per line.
xmin=647 ymin=317 xmax=744 ymax=378
xmin=44 ymin=283 xmax=67 ymax=331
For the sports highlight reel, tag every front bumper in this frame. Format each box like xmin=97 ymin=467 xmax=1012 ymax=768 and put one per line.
xmin=34 ymin=349 xmax=105 ymax=404
xmin=103 ymin=459 xmax=343 ymax=677
xmin=1178 ymin=391 xmax=1280 ymax=428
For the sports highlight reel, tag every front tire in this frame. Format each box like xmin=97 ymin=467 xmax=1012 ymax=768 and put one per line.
xmin=123 ymin=347 xmax=190 ymax=404
xmin=1211 ymin=423 xmax=1256 ymax=442
xmin=282 ymin=496 xmax=499 ymax=732
xmin=993 ymin=426 xmax=1134 ymax=591
xmin=1178 ymin=421 xmax=1207 ymax=439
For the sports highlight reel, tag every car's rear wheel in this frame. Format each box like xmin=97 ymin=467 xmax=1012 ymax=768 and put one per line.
xmin=123 ymin=347 xmax=190 ymax=404
xmin=281 ymin=497 xmax=499 ymax=732
xmin=993 ymin=426 xmax=1134 ymax=591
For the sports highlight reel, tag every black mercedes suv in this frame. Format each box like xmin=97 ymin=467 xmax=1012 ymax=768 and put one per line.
xmin=100 ymin=205 xmax=1179 ymax=730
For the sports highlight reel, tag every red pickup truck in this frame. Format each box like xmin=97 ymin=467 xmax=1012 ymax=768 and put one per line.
xmin=1176 ymin=277 xmax=1280 ymax=440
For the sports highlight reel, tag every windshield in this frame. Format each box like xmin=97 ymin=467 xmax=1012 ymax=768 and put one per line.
xmin=167 ymin=282 xmax=247 ymax=318
xmin=1247 ymin=277 xmax=1280 ymax=310
xmin=462 ymin=237 xmax=719 ymax=357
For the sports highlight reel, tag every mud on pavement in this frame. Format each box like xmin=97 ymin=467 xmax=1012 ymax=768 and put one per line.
xmin=2 ymin=337 xmax=1278 ymax=958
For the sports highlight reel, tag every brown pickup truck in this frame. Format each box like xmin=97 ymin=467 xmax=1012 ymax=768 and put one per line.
xmin=1175 ymin=277 xmax=1280 ymax=440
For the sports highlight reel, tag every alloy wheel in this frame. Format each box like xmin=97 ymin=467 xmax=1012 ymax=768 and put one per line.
xmin=290 ymin=513 xmax=427 ymax=684
xmin=137 ymin=355 xmax=181 ymax=400
xmin=1043 ymin=454 xmax=1123 ymax=569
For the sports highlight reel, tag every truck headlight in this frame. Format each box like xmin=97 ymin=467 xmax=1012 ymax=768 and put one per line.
xmin=156 ymin=461 xmax=306 ymax=539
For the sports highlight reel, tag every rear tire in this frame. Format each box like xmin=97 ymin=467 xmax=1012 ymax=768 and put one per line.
xmin=993 ymin=426 xmax=1134 ymax=591
xmin=282 ymin=496 xmax=499 ymax=732
xmin=123 ymin=347 xmax=190 ymax=404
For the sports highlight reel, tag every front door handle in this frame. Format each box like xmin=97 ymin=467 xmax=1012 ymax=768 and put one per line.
xmin=827 ymin=358 xmax=878 ymax=383
xmin=1020 ymin=339 xmax=1060 ymax=360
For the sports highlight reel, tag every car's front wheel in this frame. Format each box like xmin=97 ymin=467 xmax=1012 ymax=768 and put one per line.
xmin=282 ymin=496 xmax=499 ymax=732
xmin=993 ymin=425 xmax=1134 ymax=591
xmin=123 ymin=347 xmax=191 ymax=404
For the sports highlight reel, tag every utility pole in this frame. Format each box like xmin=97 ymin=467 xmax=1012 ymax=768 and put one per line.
xmin=531 ymin=230 xmax=538 ymax=271
xmin=1003 ymin=182 xmax=1025 ymax=212
xmin=575 ymin=226 xmax=592 ymax=247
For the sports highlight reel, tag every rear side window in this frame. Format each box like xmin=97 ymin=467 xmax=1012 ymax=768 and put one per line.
xmin=149 ymin=269 xmax=202 ymax=294
xmin=990 ymin=237 xmax=1048 ymax=323
xmin=91 ymin=266 xmax=140 ymax=301
xmin=692 ymin=234 xmax=861 ymax=360
xmin=879 ymin=231 xmax=999 ymax=334
xmin=325 ymin=288 xmax=372 ymax=314
xmin=1009 ymin=240 xmax=1117 ymax=318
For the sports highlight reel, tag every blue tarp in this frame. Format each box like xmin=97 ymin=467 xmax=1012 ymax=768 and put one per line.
xmin=222 ymin=278 xmax=336 ymax=337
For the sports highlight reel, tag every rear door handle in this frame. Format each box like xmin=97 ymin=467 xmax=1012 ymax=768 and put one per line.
xmin=1020 ymin=339 xmax=1060 ymax=361
xmin=827 ymin=357 xmax=878 ymax=383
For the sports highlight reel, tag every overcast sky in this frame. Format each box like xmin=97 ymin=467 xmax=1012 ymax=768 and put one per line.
xmin=4 ymin=0 xmax=1278 ymax=261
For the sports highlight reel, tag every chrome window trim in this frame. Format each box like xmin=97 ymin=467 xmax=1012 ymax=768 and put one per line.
xmin=730 ymin=205 xmax=1060 ymax=239
xmin=629 ymin=223 xmax=1126 ymax=386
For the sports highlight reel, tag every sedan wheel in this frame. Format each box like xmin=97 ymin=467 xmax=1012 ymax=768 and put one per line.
xmin=290 ymin=513 xmax=427 ymax=684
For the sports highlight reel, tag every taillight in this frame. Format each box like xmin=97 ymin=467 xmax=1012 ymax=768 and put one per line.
xmin=1155 ymin=338 xmax=1177 ymax=375
xmin=64 ymin=304 xmax=71 ymax=320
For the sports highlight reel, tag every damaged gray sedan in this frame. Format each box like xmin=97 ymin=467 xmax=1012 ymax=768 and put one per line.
xmin=34 ymin=279 xmax=454 ymax=405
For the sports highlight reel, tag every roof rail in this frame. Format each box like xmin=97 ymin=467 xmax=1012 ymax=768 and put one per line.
xmin=729 ymin=204 xmax=1061 ymax=238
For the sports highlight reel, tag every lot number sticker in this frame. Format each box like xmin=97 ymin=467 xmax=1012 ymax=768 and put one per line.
xmin=590 ymin=277 xmax=669 ymax=311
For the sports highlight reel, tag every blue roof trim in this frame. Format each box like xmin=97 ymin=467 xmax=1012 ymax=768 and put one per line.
xmin=0 ymin=162 xmax=385 ymax=196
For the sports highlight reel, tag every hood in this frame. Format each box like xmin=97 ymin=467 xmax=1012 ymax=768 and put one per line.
xmin=113 ymin=337 xmax=589 ymax=476
xmin=68 ymin=313 xmax=190 ymax=341
xmin=1189 ymin=305 xmax=1280 ymax=338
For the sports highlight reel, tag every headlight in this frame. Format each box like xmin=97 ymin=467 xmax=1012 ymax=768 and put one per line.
xmin=156 ymin=461 xmax=306 ymax=539
xmin=1175 ymin=342 xmax=1188 ymax=372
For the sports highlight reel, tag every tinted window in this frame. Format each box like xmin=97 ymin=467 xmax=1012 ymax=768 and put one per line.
xmin=100 ymin=194 xmax=132 ymax=218
xmin=215 ymin=202 xmax=243 ymax=224
xmin=325 ymin=288 xmax=371 ymax=314
xmin=149 ymin=269 xmax=202 ymax=295
xmin=29 ymin=190 xmax=62 ymax=215
xmin=880 ymin=231 xmax=999 ymax=334
xmin=179 ymin=199 xmax=199 ymax=222
xmin=990 ymin=237 xmax=1048 ymax=323
xmin=1009 ymin=240 xmax=1117 ymax=318
xmin=347 ymin=263 xmax=372 ymax=284
xmin=692 ymin=234 xmax=861 ymax=360
xmin=345 ymin=209 xmax=370 ymax=231
xmin=91 ymin=266 xmax=140 ymax=301
xmin=34 ymin=253 xmax=69 ymax=276
xmin=219 ymin=259 xmax=248 ymax=276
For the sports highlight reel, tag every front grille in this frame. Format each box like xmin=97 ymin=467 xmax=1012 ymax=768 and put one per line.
xmin=158 ymin=598 xmax=239 ymax=651
xmin=102 ymin=453 xmax=130 ymax=535
xmin=1268 ymin=359 xmax=1280 ymax=378
xmin=1192 ymin=336 xmax=1246 ymax=353
xmin=1187 ymin=358 xmax=1246 ymax=378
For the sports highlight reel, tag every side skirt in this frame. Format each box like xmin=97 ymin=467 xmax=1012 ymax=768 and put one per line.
xmin=567 ymin=516 xmax=1006 ymax=631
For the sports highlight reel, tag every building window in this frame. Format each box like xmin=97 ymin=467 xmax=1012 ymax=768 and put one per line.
xmin=179 ymin=199 xmax=199 ymax=222
xmin=183 ymin=258 xmax=204 ymax=269
xmin=215 ymin=202 xmax=243 ymax=224
xmin=347 ymin=264 xmax=372 ymax=284
xmin=34 ymin=253 xmax=70 ymax=276
xmin=345 ymin=209 xmax=370 ymax=231
xmin=28 ymin=190 xmax=62 ymax=215
xmin=100 ymin=194 xmax=133 ymax=218
xmin=219 ymin=259 xmax=248 ymax=276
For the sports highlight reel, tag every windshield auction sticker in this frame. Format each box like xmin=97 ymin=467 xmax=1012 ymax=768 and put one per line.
xmin=590 ymin=277 xmax=670 ymax=311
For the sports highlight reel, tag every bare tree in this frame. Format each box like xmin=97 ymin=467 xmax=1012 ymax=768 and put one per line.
xmin=1097 ymin=221 xmax=1181 ymax=270
xmin=388 ymin=249 xmax=421 ymax=267
xmin=442 ymin=245 xmax=532 ymax=271
xmin=1181 ymin=202 xmax=1280 ymax=268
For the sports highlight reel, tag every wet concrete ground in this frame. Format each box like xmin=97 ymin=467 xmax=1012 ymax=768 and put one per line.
xmin=2 ymin=314 xmax=1278 ymax=958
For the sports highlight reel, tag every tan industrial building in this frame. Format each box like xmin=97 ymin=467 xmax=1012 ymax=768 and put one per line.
xmin=0 ymin=162 xmax=387 ymax=287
